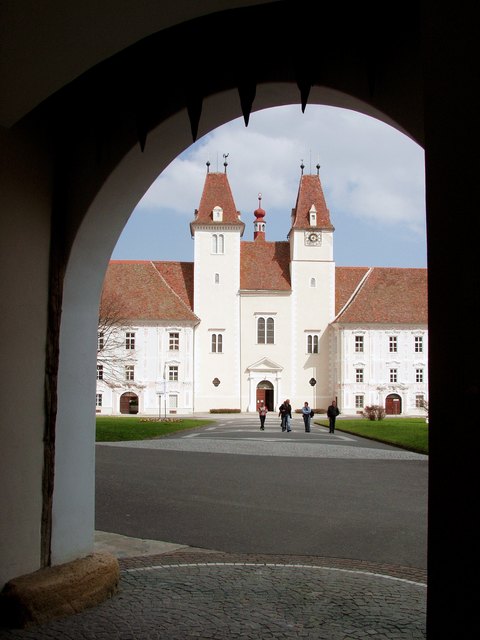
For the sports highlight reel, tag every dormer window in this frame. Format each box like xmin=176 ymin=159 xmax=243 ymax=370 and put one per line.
xmin=309 ymin=205 xmax=317 ymax=226
xmin=213 ymin=206 xmax=223 ymax=222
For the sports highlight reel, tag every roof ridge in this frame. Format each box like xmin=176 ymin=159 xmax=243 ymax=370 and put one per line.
xmin=149 ymin=261 xmax=200 ymax=320
xmin=333 ymin=267 xmax=373 ymax=322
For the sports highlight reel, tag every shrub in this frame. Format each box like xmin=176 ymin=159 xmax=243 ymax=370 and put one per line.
xmin=362 ymin=405 xmax=386 ymax=421
xmin=209 ymin=408 xmax=241 ymax=413
xmin=295 ymin=408 xmax=326 ymax=414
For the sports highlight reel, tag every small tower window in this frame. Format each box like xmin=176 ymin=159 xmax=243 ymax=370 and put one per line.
xmin=310 ymin=277 xmax=316 ymax=288
xmin=213 ymin=206 xmax=223 ymax=222
xmin=309 ymin=205 xmax=317 ymax=226
xmin=214 ymin=273 xmax=220 ymax=284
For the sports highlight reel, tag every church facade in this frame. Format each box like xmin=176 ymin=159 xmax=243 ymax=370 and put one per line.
xmin=96 ymin=165 xmax=428 ymax=417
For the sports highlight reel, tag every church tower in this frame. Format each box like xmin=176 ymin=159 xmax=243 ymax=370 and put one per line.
xmin=190 ymin=160 xmax=245 ymax=411
xmin=288 ymin=163 xmax=336 ymax=410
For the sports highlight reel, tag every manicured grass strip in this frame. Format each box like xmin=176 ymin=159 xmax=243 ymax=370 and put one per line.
xmin=315 ymin=418 xmax=428 ymax=455
xmin=96 ymin=417 xmax=214 ymax=442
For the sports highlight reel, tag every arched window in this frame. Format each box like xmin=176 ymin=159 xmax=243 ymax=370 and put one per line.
xmin=214 ymin=273 xmax=220 ymax=284
xmin=258 ymin=317 xmax=274 ymax=344
xmin=307 ymin=334 xmax=319 ymax=353
xmin=310 ymin=277 xmax=316 ymax=288
xmin=211 ymin=333 xmax=223 ymax=353
xmin=212 ymin=233 xmax=225 ymax=254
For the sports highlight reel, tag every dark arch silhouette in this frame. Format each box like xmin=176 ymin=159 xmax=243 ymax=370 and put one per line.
xmin=1 ymin=2 xmax=479 ymax=636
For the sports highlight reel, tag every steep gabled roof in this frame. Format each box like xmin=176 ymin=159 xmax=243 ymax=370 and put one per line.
xmin=335 ymin=267 xmax=370 ymax=315
xmin=100 ymin=261 xmax=198 ymax=322
xmin=291 ymin=172 xmax=334 ymax=230
xmin=240 ymin=238 xmax=291 ymax=291
xmin=334 ymin=267 xmax=428 ymax=324
xmin=190 ymin=171 xmax=245 ymax=232
xmin=153 ymin=261 xmax=194 ymax=310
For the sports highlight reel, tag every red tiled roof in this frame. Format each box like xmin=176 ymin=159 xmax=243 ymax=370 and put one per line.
xmin=100 ymin=261 xmax=198 ymax=322
xmin=190 ymin=172 xmax=245 ymax=229
xmin=291 ymin=173 xmax=334 ymax=230
xmin=334 ymin=267 xmax=428 ymax=324
xmin=335 ymin=267 xmax=370 ymax=315
xmin=240 ymin=237 xmax=291 ymax=290
xmin=153 ymin=261 xmax=194 ymax=310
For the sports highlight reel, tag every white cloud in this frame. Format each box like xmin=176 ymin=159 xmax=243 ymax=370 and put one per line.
xmin=116 ymin=105 xmax=426 ymax=266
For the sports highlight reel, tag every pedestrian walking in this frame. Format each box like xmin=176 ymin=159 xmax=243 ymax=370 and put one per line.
xmin=327 ymin=400 xmax=340 ymax=433
xmin=258 ymin=401 xmax=268 ymax=430
xmin=302 ymin=401 xmax=313 ymax=432
xmin=279 ymin=399 xmax=292 ymax=432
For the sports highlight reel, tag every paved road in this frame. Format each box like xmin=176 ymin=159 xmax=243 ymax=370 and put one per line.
xmin=0 ymin=415 xmax=428 ymax=639
xmin=95 ymin=414 xmax=428 ymax=568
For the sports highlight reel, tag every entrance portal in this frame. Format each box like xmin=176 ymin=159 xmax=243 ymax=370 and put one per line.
xmin=120 ymin=392 xmax=139 ymax=414
xmin=256 ymin=381 xmax=274 ymax=411
xmin=385 ymin=394 xmax=402 ymax=415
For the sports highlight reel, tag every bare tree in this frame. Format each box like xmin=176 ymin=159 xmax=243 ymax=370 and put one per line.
xmin=97 ymin=292 xmax=136 ymax=386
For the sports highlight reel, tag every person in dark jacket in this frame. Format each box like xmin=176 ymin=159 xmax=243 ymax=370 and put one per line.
xmin=302 ymin=401 xmax=313 ymax=432
xmin=279 ymin=399 xmax=292 ymax=432
xmin=327 ymin=400 xmax=340 ymax=433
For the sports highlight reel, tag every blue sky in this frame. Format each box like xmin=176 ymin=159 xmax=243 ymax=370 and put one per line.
xmin=112 ymin=105 xmax=426 ymax=268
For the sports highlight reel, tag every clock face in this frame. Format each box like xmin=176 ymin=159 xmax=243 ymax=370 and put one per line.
xmin=305 ymin=231 xmax=321 ymax=246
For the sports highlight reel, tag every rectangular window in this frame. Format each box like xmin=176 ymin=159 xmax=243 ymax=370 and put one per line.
xmin=355 ymin=395 xmax=364 ymax=409
xmin=307 ymin=334 xmax=319 ymax=354
xmin=96 ymin=393 xmax=102 ymax=407
xmin=168 ymin=365 xmax=178 ymax=381
xmin=390 ymin=368 xmax=397 ymax=383
xmin=97 ymin=332 xmax=104 ymax=351
xmin=97 ymin=364 xmax=103 ymax=380
xmin=416 ymin=368 xmax=424 ymax=382
xmin=416 ymin=394 xmax=425 ymax=408
xmin=169 ymin=332 xmax=179 ymax=351
xmin=125 ymin=332 xmax=135 ymax=350
xmin=169 ymin=394 xmax=178 ymax=409
xmin=389 ymin=336 xmax=398 ymax=353
xmin=355 ymin=368 xmax=364 ymax=383
xmin=415 ymin=336 xmax=423 ymax=353
xmin=355 ymin=335 xmax=364 ymax=353
xmin=125 ymin=365 xmax=135 ymax=381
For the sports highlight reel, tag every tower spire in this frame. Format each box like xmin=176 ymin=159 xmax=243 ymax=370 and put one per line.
xmin=253 ymin=192 xmax=266 ymax=241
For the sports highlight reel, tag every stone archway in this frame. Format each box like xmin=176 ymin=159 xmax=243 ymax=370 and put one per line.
xmin=2 ymin=2 xmax=480 ymax=635
xmin=120 ymin=392 xmax=139 ymax=415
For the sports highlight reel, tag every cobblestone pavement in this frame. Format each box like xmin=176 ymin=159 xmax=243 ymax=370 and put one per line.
xmin=0 ymin=551 xmax=427 ymax=639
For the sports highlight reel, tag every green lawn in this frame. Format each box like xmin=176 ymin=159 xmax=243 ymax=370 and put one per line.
xmin=315 ymin=417 xmax=428 ymax=455
xmin=95 ymin=416 xmax=214 ymax=442
xmin=96 ymin=415 xmax=428 ymax=455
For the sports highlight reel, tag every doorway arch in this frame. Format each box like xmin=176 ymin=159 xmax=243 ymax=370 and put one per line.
xmin=256 ymin=380 xmax=274 ymax=412
xmin=385 ymin=393 xmax=402 ymax=415
xmin=120 ymin=392 xmax=139 ymax=415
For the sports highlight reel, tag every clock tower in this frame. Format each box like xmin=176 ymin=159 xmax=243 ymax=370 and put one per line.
xmin=289 ymin=163 xmax=336 ymax=409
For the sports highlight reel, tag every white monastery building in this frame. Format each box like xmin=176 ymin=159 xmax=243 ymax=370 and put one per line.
xmin=96 ymin=164 xmax=428 ymax=417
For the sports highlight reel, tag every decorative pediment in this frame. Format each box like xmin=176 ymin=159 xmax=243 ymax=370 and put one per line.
xmin=247 ymin=357 xmax=283 ymax=373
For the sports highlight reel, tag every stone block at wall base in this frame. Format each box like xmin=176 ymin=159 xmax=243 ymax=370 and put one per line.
xmin=0 ymin=552 xmax=120 ymax=629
